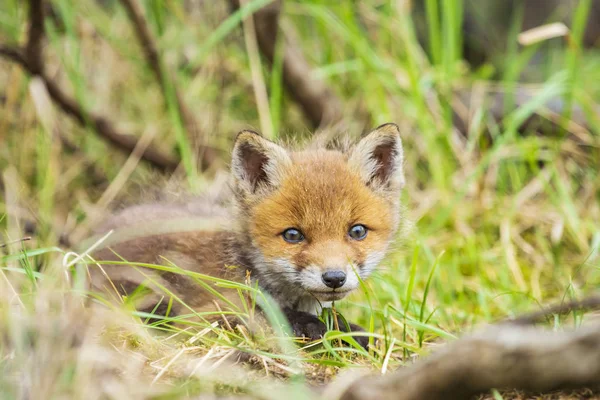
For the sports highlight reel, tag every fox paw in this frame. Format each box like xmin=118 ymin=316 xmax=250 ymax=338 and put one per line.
xmin=342 ymin=322 xmax=369 ymax=349
xmin=286 ymin=310 xmax=328 ymax=342
xmin=284 ymin=308 xmax=369 ymax=349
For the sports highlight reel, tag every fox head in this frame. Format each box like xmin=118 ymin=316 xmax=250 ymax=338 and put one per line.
xmin=230 ymin=124 xmax=405 ymax=304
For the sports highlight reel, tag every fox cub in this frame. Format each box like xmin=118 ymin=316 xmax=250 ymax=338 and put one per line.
xmin=90 ymin=123 xmax=405 ymax=347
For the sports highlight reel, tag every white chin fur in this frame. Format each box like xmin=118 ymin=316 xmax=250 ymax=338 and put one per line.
xmin=310 ymin=290 xmax=352 ymax=302
xmin=261 ymin=258 xmax=384 ymax=312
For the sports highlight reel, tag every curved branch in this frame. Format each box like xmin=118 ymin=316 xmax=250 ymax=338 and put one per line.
xmin=340 ymin=324 xmax=600 ymax=400
xmin=25 ymin=0 xmax=44 ymax=74
xmin=0 ymin=45 xmax=179 ymax=172
xmin=119 ymin=0 xmax=220 ymax=170
xmin=118 ymin=0 xmax=163 ymax=90
xmin=0 ymin=0 xmax=182 ymax=172
xmin=504 ymin=295 xmax=600 ymax=326
xmin=0 ymin=46 xmax=27 ymax=67
xmin=229 ymin=0 xmax=343 ymax=128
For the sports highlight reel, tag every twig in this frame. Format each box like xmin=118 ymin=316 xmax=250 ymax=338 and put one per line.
xmin=0 ymin=0 xmax=180 ymax=173
xmin=118 ymin=0 xmax=164 ymax=91
xmin=504 ymin=295 xmax=600 ymax=326
xmin=118 ymin=0 xmax=220 ymax=170
xmin=339 ymin=323 xmax=600 ymax=400
xmin=0 ymin=237 xmax=32 ymax=248
xmin=25 ymin=0 xmax=44 ymax=74
xmin=38 ymin=60 xmax=179 ymax=171
xmin=0 ymin=46 xmax=27 ymax=66
xmin=228 ymin=0 xmax=343 ymax=128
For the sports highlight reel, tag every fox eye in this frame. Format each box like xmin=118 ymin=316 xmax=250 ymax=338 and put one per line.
xmin=282 ymin=228 xmax=304 ymax=243
xmin=348 ymin=224 xmax=368 ymax=240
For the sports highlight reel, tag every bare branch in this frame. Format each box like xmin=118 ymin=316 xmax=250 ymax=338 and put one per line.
xmin=0 ymin=237 xmax=31 ymax=248
xmin=0 ymin=44 xmax=179 ymax=171
xmin=504 ymin=295 xmax=600 ymax=326
xmin=1 ymin=0 xmax=183 ymax=172
xmin=118 ymin=0 xmax=220 ymax=170
xmin=25 ymin=0 xmax=44 ymax=74
xmin=40 ymin=70 xmax=180 ymax=172
xmin=340 ymin=324 xmax=600 ymax=400
xmin=0 ymin=45 xmax=28 ymax=67
xmin=118 ymin=0 xmax=163 ymax=90
xmin=229 ymin=0 xmax=343 ymax=128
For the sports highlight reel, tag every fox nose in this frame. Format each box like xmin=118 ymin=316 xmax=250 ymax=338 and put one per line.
xmin=321 ymin=271 xmax=347 ymax=289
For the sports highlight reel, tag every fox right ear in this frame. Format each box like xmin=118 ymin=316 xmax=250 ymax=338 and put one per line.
xmin=348 ymin=123 xmax=405 ymax=192
xmin=231 ymin=130 xmax=291 ymax=194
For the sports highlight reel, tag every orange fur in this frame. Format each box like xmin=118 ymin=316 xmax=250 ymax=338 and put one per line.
xmin=251 ymin=150 xmax=393 ymax=270
xmin=89 ymin=123 xmax=405 ymax=324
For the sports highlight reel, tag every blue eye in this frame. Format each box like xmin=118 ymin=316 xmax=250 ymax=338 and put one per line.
xmin=348 ymin=224 xmax=368 ymax=240
xmin=282 ymin=228 xmax=304 ymax=243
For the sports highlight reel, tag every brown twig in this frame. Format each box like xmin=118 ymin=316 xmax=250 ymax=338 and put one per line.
xmin=118 ymin=0 xmax=164 ymax=91
xmin=0 ymin=0 xmax=180 ymax=172
xmin=25 ymin=0 xmax=44 ymax=74
xmin=0 ymin=237 xmax=32 ymax=248
xmin=18 ymin=51 xmax=179 ymax=171
xmin=228 ymin=0 xmax=343 ymax=128
xmin=118 ymin=0 xmax=220 ymax=170
xmin=339 ymin=323 xmax=600 ymax=400
xmin=0 ymin=46 xmax=27 ymax=66
xmin=504 ymin=295 xmax=600 ymax=326
xmin=335 ymin=295 xmax=600 ymax=400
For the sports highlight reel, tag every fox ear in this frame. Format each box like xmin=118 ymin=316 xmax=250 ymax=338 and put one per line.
xmin=349 ymin=123 xmax=405 ymax=192
xmin=231 ymin=130 xmax=291 ymax=194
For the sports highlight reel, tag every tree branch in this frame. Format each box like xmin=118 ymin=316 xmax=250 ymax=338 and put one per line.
xmin=229 ymin=0 xmax=343 ymax=128
xmin=0 ymin=46 xmax=28 ymax=67
xmin=340 ymin=324 xmax=600 ymax=400
xmin=504 ymin=295 xmax=600 ymax=326
xmin=118 ymin=0 xmax=163 ymax=91
xmin=1 ymin=45 xmax=179 ymax=172
xmin=118 ymin=0 xmax=220 ymax=170
xmin=25 ymin=0 xmax=44 ymax=74
xmin=0 ymin=0 xmax=181 ymax=172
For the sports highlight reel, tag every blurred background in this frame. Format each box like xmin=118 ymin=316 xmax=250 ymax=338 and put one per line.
xmin=0 ymin=0 xmax=600 ymax=396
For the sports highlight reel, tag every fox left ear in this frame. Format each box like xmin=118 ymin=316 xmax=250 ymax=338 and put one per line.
xmin=231 ymin=130 xmax=291 ymax=195
xmin=348 ymin=123 xmax=405 ymax=192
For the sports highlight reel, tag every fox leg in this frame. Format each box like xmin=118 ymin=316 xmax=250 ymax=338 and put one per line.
xmin=283 ymin=308 xmax=328 ymax=342
xmin=342 ymin=322 xmax=369 ymax=349
xmin=283 ymin=308 xmax=368 ymax=349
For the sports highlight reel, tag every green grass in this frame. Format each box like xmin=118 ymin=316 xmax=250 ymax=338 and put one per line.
xmin=1 ymin=0 xmax=599 ymax=398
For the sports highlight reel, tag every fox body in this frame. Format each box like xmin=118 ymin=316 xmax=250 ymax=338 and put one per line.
xmin=90 ymin=123 xmax=405 ymax=345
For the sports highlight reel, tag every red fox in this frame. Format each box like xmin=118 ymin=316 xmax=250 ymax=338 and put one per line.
xmin=89 ymin=123 xmax=405 ymax=347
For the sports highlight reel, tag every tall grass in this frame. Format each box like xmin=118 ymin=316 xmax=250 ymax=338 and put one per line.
xmin=0 ymin=0 xmax=599 ymax=398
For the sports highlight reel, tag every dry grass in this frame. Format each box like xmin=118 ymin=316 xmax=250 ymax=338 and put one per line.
xmin=1 ymin=0 xmax=600 ymax=399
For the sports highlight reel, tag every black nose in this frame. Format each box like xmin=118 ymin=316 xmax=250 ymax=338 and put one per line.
xmin=321 ymin=271 xmax=347 ymax=289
